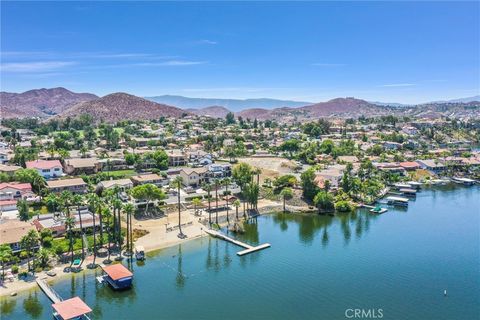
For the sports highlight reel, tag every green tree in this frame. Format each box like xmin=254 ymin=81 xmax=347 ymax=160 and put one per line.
xmin=171 ymin=177 xmax=185 ymax=238
xmin=280 ymin=139 xmax=301 ymax=158
xmin=130 ymin=183 xmax=166 ymax=213
xmin=313 ymin=191 xmax=335 ymax=213
xmin=225 ymin=112 xmax=235 ymax=125
xmin=17 ymin=199 xmax=30 ymax=221
xmin=0 ymin=245 xmax=13 ymax=279
xmin=300 ymin=168 xmax=319 ymax=202
xmin=20 ymin=230 xmax=39 ymax=273
xmin=280 ymin=187 xmax=294 ymax=213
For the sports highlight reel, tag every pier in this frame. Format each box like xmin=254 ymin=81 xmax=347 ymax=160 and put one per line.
xmin=204 ymin=229 xmax=271 ymax=256
xmin=36 ymin=278 xmax=62 ymax=303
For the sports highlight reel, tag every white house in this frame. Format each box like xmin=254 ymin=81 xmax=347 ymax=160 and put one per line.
xmin=25 ymin=159 xmax=63 ymax=179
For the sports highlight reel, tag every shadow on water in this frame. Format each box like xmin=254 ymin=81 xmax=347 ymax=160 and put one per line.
xmin=23 ymin=291 xmax=43 ymax=319
xmin=1 ymin=297 xmax=17 ymax=316
xmin=175 ymin=245 xmax=185 ymax=289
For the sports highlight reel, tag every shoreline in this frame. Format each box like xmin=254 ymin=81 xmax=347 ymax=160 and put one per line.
xmin=0 ymin=200 xmax=287 ymax=298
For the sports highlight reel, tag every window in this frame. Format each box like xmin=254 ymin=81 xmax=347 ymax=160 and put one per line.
xmin=42 ymin=169 xmax=50 ymax=173
xmin=54 ymin=168 xmax=60 ymax=171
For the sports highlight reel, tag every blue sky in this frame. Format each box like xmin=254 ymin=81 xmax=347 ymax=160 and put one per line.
xmin=1 ymin=1 xmax=479 ymax=104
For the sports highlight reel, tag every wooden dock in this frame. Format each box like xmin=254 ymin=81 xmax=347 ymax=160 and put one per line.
xmin=204 ymin=229 xmax=271 ymax=256
xmin=36 ymin=278 xmax=62 ymax=303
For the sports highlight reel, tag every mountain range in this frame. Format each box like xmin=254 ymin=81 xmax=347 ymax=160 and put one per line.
xmin=1 ymin=87 xmax=479 ymax=122
xmin=145 ymin=95 xmax=311 ymax=112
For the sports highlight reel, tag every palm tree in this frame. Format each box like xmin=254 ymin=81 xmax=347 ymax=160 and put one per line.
xmin=123 ymin=203 xmax=135 ymax=255
xmin=20 ymin=230 xmax=39 ymax=274
xmin=0 ymin=244 xmax=13 ymax=279
xmin=65 ymin=216 xmax=76 ymax=267
xmin=223 ymin=178 xmax=231 ymax=225
xmin=171 ymin=176 xmax=185 ymax=238
xmin=214 ymin=179 xmax=219 ymax=224
xmin=36 ymin=248 xmax=51 ymax=268
xmin=202 ymin=183 xmax=212 ymax=225
xmin=101 ymin=207 xmax=113 ymax=263
xmin=44 ymin=194 xmax=59 ymax=213
xmin=233 ymin=199 xmax=241 ymax=220
xmin=86 ymin=194 xmax=101 ymax=267
xmin=280 ymin=187 xmax=294 ymax=213
xmin=72 ymin=195 xmax=85 ymax=261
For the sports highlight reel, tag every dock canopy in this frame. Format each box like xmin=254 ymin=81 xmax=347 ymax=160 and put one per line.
xmin=103 ymin=264 xmax=133 ymax=280
xmin=52 ymin=297 xmax=92 ymax=320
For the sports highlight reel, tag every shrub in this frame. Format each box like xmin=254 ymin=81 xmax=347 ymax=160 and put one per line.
xmin=11 ymin=265 xmax=19 ymax=274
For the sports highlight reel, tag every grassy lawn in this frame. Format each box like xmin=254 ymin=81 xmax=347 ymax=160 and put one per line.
xmin=104 ymin=169 xmax=136 ymax=177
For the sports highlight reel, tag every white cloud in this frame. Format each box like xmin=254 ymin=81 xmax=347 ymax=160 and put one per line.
xmin=380 ymin=83 xmax=416 ymax=87
xmin=195 ymin=39 xmax=218 ymax=45
xmin=0 ymin=61 xmax=76 ymax=72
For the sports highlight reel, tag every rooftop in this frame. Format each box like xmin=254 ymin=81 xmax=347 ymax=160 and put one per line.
xmin=26 ymin=159 xmax=62 ymax=170
xmin=103 ymin=264 xmax=133 ymax=280
xmin=52 ymin=297 xmax=92 ymax=320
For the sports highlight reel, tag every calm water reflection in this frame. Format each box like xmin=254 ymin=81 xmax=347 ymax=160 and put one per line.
xmin=1 ymin=186 xmax=479 ymax=320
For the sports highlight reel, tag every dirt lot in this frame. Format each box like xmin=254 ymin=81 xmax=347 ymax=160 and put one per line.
xmin=237 ymin=156 xmax=301 ymax=183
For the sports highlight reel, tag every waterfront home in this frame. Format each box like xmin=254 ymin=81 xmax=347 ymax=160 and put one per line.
xmin=0 ymin=163 xmax=21 ymax=176
xmin=315 ymin=167 xmax=344 ymax=188
xmin=64 ymin=157 xmax=101 ymax=175
xmin=180 ymin=167 xmax=208 ymax=187
xmin=102 ymin=264 xmax=133 ymax=290
xmin=52 ymin=296 xmax=92 ymax=320
xmin=167 ymin=149 xmax=187 ymax=166
xmin=0 ymin=219 xmax=38 ymax=253
xmin=46 ymin=178 xmax=87 ymax=194
xmin=33 ymin=210 xmax=100 ymax=237
xmin=26 ymin=159 xmax=63 ymax=179
xmin=130 ymin=173 xmax=167 ymax=187
xmin=399 ymin=161 xmax=421 ymax=171
xmin=98 ymin=178 xmax=133 ymax=191
xmin=374 ymin=162 xmax=406 ymax=175
xmin=416 ymin=159 xmax=446 ymax=174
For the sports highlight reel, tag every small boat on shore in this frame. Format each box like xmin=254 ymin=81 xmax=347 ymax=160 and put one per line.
xmin=386 ymin=196 xmax=409 ymax=207
xmin=369 ymin=205 xmax=388 ymax=214
xmin=452 ymin=177 xmax=476 ymax=186
xmin=135 ymin=246 xmax=145 ymax=261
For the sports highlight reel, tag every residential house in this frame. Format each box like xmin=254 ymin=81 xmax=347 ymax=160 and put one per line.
xmin=399 ymin=161 xmax=421 ymax=171
xmin=416 ymin=159 xmax=446 ymax=174
xmin=64 ymin=158 xmax=101 ymax=175
xmin=26 ymin=159 xmax=63 ymax=179
xmin=0 ymin=150 xmax=8 ymax=165
xmin=46 ymin=178 xmax=87 ymax=194
xmin=98 ymin=178 xmax=133 ymax=192
xmin=167 ymin=150 xmax=187 ymax=166
xmin=0 ymin=182 xmax=35 ymax=201
xmin=33 ymin=209 xmax=99 ymax=237
xmin=0 ymin=164 xmax=21 ymax=176
xmin=208 ymin=163 xmax=232 ymax=179
xmin=130 ymin=173 xmax=167 ymax=187
xmin=179 ymin=167 xmax=208 ymax=187
xmin=0 ymin=219 xmax=38 ymax=253
xmin=384 ymin=141 xmax=402 ymax=151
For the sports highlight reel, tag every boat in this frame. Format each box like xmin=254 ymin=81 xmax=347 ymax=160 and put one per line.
xmin=101 ymin=264 xmax=133 ymax=290
xmin=452 ymin=177 xmax=476 ymax=186
xmin=393 ymin=183 xmax=412 ymax=189
xmin=406 ymin=181 xmax=422 ymax=189
xmin=431 ymin=179 xmax=449 ymax=185
xmin=399 ymin=188 xmax=417 ymax=197
xmin=135 ymin=246 xmax=145 ymax=261
xmin=369 ymin=205 xmax=388 ymax=214
xmin=386 ymin=196 xmax=409 ymax=207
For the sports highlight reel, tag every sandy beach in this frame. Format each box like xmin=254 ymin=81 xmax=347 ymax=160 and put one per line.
xmin=0 ymin=199 xmax=293 ymax=298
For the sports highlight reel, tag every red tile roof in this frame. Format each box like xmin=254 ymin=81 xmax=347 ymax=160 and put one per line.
xmin=25 ymin=159 xmax=62 ymax=170
xmin=103 ymin=264 xmax=133 ymax=280
xmin=400 ymin=161 xmax=421 ymax=168
xmin=0 ymin=182 xmax=32 ymax=191
xmin=52 ymin=297 xmax=92 ymax=320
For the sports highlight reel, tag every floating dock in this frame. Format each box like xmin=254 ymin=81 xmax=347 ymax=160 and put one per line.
xmin=36 ymin=278 xmax=62 ymax=303
xmin=204 ymin=229 xmax=271 ymax=256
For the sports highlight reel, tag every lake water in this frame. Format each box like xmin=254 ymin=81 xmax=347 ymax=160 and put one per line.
xmin=1 ymin=185 xmax=479 ymax=320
